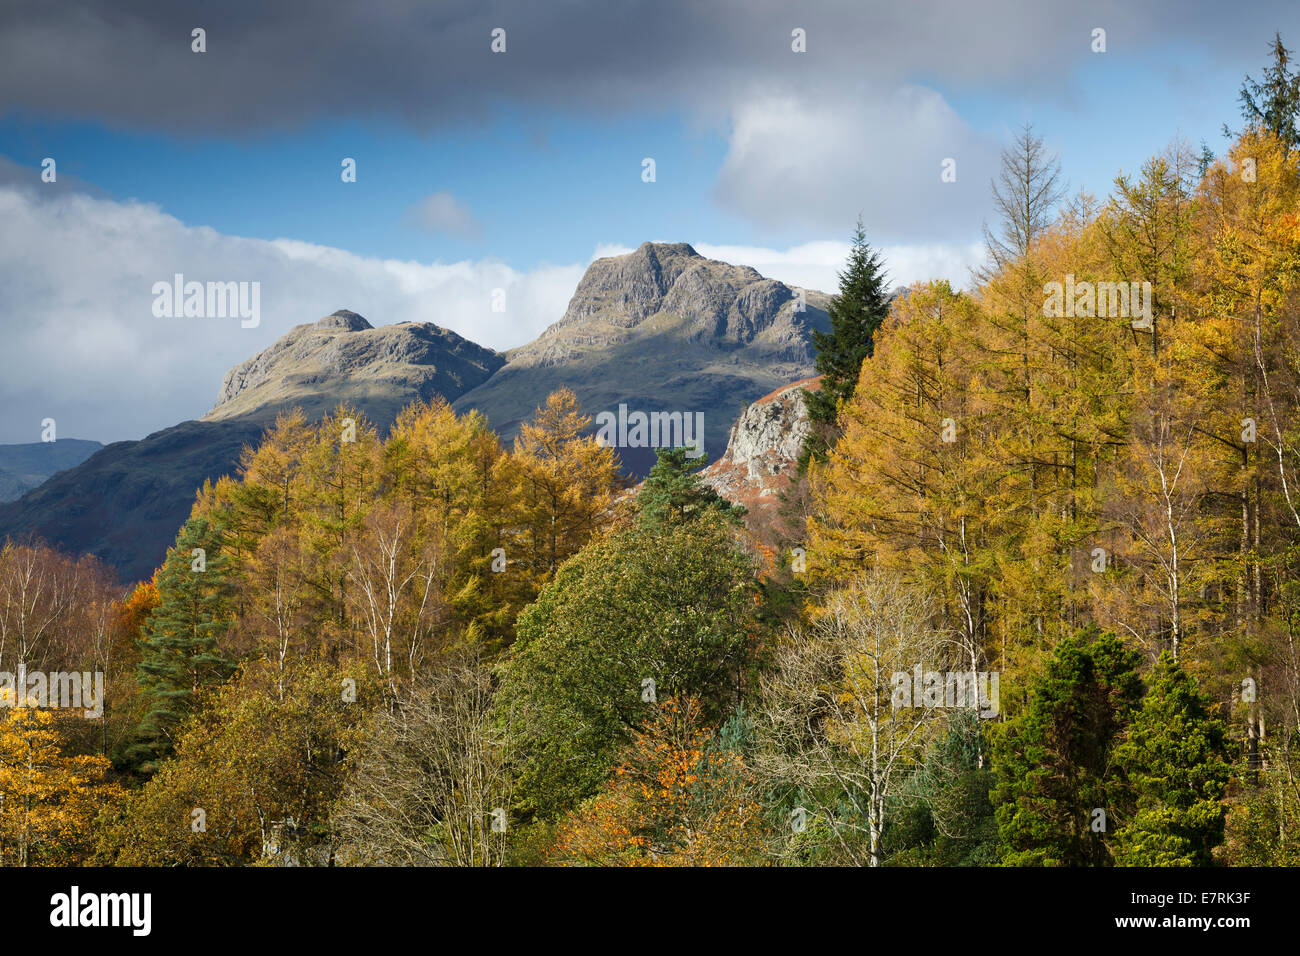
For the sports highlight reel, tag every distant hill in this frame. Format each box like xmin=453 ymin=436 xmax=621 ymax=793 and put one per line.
xmin=0 ymin=439 xmax=103 ymax=502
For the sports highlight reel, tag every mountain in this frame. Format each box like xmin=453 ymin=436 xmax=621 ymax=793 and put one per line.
xmin=1 ymin=245 xmax=829 ymax=581
xmin=0 ymin=439 xmax=103 ymax=503
xmin=0 ymin=312 xmax=503 ymax=582
xmin=452 ymin=242 xmax=830 ymax=474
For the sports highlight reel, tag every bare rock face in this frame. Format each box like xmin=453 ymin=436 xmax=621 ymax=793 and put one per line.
xmin=700 ymin=377 xmax=818 ymax=512
xmin=453 ymin=243 xmax=831 ymax=474
xmin=207 ymin=310 xmax=505 ymax=427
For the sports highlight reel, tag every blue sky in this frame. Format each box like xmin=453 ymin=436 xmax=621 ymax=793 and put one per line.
xmin=0 ymin=110 xmax=740 ymax=267
xmin=0 ymin=0 xmax=1296 ymax=442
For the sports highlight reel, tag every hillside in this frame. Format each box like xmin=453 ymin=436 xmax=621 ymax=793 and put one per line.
xmin=0 ymin=438 xmax=103 ymax=502
xmin=0 ymin=311 xmax=504 ymax=581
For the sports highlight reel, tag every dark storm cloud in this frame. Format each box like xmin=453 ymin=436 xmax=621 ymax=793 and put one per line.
xmin=1 ymin=0 xmax=1292 ymax=133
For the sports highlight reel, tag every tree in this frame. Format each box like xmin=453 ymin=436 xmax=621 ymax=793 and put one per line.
xmin=636 ymin=446 xmax=744 ymax=528
xmin=127 ymin=517 xmax=235 ymax=774
xmin=496 ymin=515 xmax=762 ymax=818
xmin=0 ymin=703 xmax=122 ymax=866
xmin=981 ymin=122 xmax=1066 ymax=273
xmin=756 ymin=569 xmax=953 ymax=866
xmin=0 ymin=540 xmax=101 ymax=675
xmin=332 ymin=656 xmax=511 ymax=866
xmin=345 ymin=501 xmax=448 ymax=698
xmin=550 ymin=698 xmax=765 ymax=866
xmin=885 ymin=709 xmax=998 ymax=866
xmin=1113 ymin=652 xmax=1231 ymax=866
xmin=97 ymin=662 xmax=367 ymax=866
xmin=298 ymin=406 xmax=383 ymax=643
xmin=802 ymin=217 xmax=892 ymax=465
xmin=382 ymin=399 xmax=515 ymax=646
xmin=502 ymin=388 xmax=617 ymax=588
xmin=991 ymin=628 xmax=1144 ymax=866
xmin=1235 ymin=33 xmax=1300 ymax=151
xmin=806 ymin=281 xmax=1005 ymax=704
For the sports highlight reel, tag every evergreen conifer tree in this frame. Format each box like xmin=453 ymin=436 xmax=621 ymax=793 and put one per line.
xmin=127 ymin=517 xmax=235 ymax=774
xmin=637 ymin=446 xmax=744 ymax=528
xmin=1113 ymin=652 xmax=1232 ymax=866
xmin=801 ymin=217 xmax=892 ymax=466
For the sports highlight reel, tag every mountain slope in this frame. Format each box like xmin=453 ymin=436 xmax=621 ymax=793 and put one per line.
xmin=0 ymin=439 xmax=103 ymax=502
xmin=0 ymin=311 xmax=504 ymax=582
xmin=0 ymin=419 xmax=265 ymax=580
xmin=452 ymin=242 xmax=830 ymax=473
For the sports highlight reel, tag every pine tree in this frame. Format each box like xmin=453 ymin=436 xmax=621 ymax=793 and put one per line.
xmin=637 ymin=446 xmax=744 ymax=528
xmin=1235 ymin=33 xmax=1300 ymax=151
xmin=127 ymin=517 xmax=235 ymax=774
xmin=802 ymin=217 xmax=892 ymax=465
xmin=1113 ymin=652 xmax=1231 ymax=866
xmin=991 ymin=628 xmax=1145 ymax=866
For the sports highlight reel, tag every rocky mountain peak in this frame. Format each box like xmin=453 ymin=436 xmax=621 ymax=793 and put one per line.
xmin=452 ymin=244 xmax=831 ymax=474
xmin=551 ymin=242 xmax=707 ymax=331
xmin=205 ymin=310 xmax=504 ymax=426
xmin=314 ymin=309 xmax=373 ymax=331
xmin=510 ymin=242 xmax=830 ymax=363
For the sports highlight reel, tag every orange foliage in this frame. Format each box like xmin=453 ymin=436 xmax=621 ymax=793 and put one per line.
xmin=549 ymin=698 xmax=765 ymax=866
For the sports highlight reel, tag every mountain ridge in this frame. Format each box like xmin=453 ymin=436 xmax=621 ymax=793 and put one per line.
xmin=0 ymin=438 xmax=104 ymax=503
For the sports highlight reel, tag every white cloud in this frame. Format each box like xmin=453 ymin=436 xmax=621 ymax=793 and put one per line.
xmin=407 ymin=191 xmax=483 ymax=240
xmin=693 ymin=240 xmax=986 ymax=295
xmin=591 ymin=239 xmax=984 ymax=295
xmin=714 ymin=85 xmax=998 ymax=241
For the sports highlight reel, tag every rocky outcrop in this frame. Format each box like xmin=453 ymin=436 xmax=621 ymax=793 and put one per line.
xmin=453 ymin=243 xmax=830 ymax=474
xmin=700 ymin=377 xmax=818 ymax=513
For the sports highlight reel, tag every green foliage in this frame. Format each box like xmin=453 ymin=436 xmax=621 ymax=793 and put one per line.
xmin=126 ymin=517 xmax=236 ymax=775
xmin=886 ymin=710 xmax=998 ymax=866
xmin=1236 ymin=33 xmax=1300 ymax=150
xmin=991 ymin=628 xmax=1144 ymax=866
xmin=495 ymin=516 xmax=764 ymax=819
xmin=1113 ymin=652 xmax=1232 ymax=866
xmin=96 ymin=662 xmax=369 ymax=866
xmin=636 ymin=446 xmax=744 ymax=528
